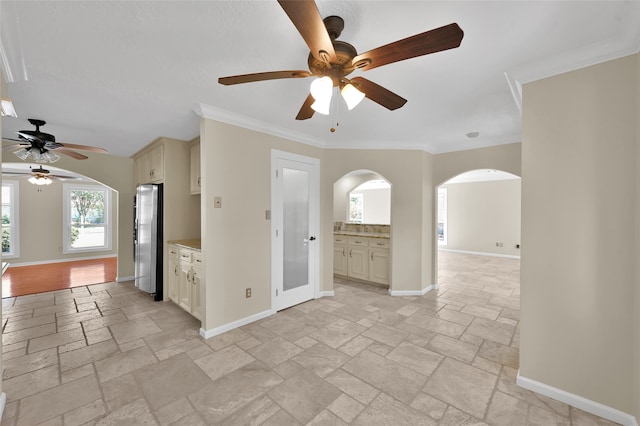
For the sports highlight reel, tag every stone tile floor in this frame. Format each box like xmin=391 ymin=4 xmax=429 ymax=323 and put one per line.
xmin=1 ymin=251 xmax=619 ymax=425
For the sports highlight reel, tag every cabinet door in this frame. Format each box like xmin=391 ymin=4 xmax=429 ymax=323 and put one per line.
xmin=178 ymin=261 xmax=192 ymax=312
xmin=191 ymin=266 xmax=202 ymax=320
xmin=149 ymin=145 xmax=164 ymax=182
xmin=348 ymin=246 xmax=369 ymax=280
xmin=190 ymin=144 xmax=201 ymax=194
xmin=168 ymin=255 xmax=180 ymax=302
xmin=369 ymin=248 xmax=390 ymax=285
xmin=333 ymin=244 xmax=348 ymax=275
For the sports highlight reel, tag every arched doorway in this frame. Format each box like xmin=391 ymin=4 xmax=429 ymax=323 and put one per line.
xmin=435 ymin=169 xmax=521 ymax=286
xmin=333 ymin=170 xmax=392 ymax=289
xmin=1 ymin=162 xmax=119 ymax=296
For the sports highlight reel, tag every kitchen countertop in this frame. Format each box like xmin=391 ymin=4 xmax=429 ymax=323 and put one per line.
xmin=168 ymin=239 xmax=201 ymax=250
xmin=334 ymin=231 xmax=390 ymax=239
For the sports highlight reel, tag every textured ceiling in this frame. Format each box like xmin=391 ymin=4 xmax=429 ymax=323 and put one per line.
xmin=1 ymin=1 xmax=639 ymax=159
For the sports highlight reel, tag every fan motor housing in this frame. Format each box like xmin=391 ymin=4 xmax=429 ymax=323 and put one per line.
xmin=308 ymin=40 xmax=358 ymax=83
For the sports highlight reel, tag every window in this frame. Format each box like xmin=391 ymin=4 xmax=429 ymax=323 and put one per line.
xmin=2 ymin=181 xmax=19 ymax=258
xmin=437 ymin=187 xmax=448 ymax=245
xmin=63 ymin=184 xmax=111 ymax=253
xmin=349 ymin=193 xmax=363 ymax=223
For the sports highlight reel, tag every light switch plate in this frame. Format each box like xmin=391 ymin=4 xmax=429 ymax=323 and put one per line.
xmin=214 ymin=197 xmax=222 ymax=208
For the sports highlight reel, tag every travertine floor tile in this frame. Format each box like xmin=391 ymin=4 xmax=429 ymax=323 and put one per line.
xmin=0 ymin=254 xmax=621 ymax=425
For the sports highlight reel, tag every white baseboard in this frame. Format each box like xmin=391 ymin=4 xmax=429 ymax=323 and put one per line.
xmin=199 ymin=309 xmax=274 ymax=340
xmin=439 ymin=248 xmax=521 ymax=260
xmin=318 ymin=291 xmax=335 ymax=297
xmin=6 ymin=255 xmax=117 ymax=268
xmin=517 ymin=371 xmax=638 ymax=426
xmin=0 ymin=392 xmax=6 ymax=420
xmin=116 ymin=276 xmax=134 ymax=283
xmin=389 ymin=284 xmax=435 ymax=297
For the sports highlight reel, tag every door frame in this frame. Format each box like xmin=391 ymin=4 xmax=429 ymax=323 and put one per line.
xmin=270 ymin=149 xmax=320 ymax=312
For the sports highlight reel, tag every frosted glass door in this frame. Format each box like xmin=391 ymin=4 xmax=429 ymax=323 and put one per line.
xmin=282 ymin=168 xmax=309 ymax=291
xmin=272 ymin=151 xmax=319 ymax=311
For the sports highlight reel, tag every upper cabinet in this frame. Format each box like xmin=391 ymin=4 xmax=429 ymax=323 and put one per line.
xmin=190 ymin=141 xmax=201 ymax=195
xmin=133 ymin=143 xmax=164 ymax=185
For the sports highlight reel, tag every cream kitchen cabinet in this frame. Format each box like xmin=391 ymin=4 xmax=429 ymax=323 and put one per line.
xmin=168 ymin=244 xmax=203 ymax=320
xmin=369 ymin=247 xmax=390 ymax=285
xmin=333 ymin=244 xmax=348 ymax=276
xmin=134 ymin=144 xmax=164 ymax=184
xmin=347 ymin=237 xmax=369 ymax=281
xmin=333 ymin=235 xmax=390 ymax=286
xmin=167 ymin=245 xmax=180 ymax=302
xmin=190 ymin=142 xmax=201 ymax=195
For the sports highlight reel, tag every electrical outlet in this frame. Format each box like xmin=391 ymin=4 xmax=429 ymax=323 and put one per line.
xmin=245 ymin=288 xmax=252 ymax=298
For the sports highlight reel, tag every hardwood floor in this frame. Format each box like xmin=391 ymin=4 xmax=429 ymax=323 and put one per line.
xmin=1 ymin=257 xmax=117 ymax=298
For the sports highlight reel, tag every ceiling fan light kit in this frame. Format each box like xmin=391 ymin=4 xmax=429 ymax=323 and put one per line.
xmin=13 ymin=146 xmax=61 ymax=163
xmin=218 ymin=1 xmax=463 ymax=121
xmin=3 ymin=118 xmax=108 ymax=163
xmin=28 ymin=175 xmax=52 ymax=186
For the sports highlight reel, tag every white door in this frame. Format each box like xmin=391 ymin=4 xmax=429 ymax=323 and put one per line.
xmin=271 ymin=150 xmax=319 ymax=311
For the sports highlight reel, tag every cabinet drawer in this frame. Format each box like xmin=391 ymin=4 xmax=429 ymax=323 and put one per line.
xmin=179 ymin=249 xmax=193 ymax=263
xmin=369 ymin=238 xmax=390 ymax=248
xmin=192 ymin=251 xmax=203 ymax=266
xmin=168 ymin=245 xmax=180 ymax=259
xmin=347 ymin=237 xmax=369 ymax=246
xmin=333 ymin=235 xmax=348 ymax=244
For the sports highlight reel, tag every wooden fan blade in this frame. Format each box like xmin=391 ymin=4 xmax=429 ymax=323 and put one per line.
xmin=278 ymin=0 xmax=337 ymax=63
xmin=59 ymin=143 xmax=108 ymax=153
xmin=352 ymin=23 xmax=464 ymax=72
xmin=296 ymin=93 xmax=316 ymax=120
xmin=219 ymin=70 xmax=312 ymax=86
xmin=56 ymin=148 xmax=88 ymax=160
xmin=2 ymin=143 xmax=25 ymax=151
xmin=350 ymin=77 xmax=407 ymax=110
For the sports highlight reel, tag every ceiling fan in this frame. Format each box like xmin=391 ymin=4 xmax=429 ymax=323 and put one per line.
xmin=218 ymin=0 xmax=464 ymax=120
xmin=3 ymin=165 xmax=82 ymax=186
xmin=2 ymin=118 xmax=108 ymax=163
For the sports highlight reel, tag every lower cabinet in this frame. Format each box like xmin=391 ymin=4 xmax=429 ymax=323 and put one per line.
xmin=333 ymin=235 xmax=390 ymax=286
xmin=168 ymin=244 xmax=202 ymax=320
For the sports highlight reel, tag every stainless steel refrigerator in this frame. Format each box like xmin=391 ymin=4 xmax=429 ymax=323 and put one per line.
xmin=134 ymin=183 xmax=163 ymax=301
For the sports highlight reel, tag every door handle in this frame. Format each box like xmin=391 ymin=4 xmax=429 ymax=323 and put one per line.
xmin=303 ymin=236 xmax=317 ymax=243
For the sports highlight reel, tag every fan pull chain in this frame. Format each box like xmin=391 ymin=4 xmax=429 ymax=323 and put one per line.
xmin=330 ymin=86 xmax=340 ymax=133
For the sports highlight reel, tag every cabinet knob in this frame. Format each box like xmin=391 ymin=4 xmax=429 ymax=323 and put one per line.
xmin=197 ymin=177 xmax=201 ymax=187
xmin=371 ymin=252 xmax=374 ymax=261
xmin=349 ymin=249 xmax=352 ymax=258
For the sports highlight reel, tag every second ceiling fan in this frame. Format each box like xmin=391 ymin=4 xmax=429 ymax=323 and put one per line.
xmin=218 ymin=0 xmax=464 ymax=120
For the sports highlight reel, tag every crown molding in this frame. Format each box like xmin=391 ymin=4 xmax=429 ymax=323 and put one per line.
xmin=194 ymin=103 xmax=326 ymax=148
xmin=505 ymin=20 xmax=640 ymax=113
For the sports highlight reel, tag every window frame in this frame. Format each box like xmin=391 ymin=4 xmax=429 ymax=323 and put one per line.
xmin=2 ymin=180 xmax=20 ymax=259
xmin=62 ymin=183 xmax=112 ymax=254
xmin=437 ymin=187 xmax=448 ymax=245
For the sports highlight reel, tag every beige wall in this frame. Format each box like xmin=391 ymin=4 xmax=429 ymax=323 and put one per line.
xmin=199 ymin=119 xmax=324 ymax=331
xmin=3 ymin=174 xmax=118 ymax=264
xmin=635 ymin=51 xmax=640 ymax=422
xmin=325 ymin=149 xmax=434 ymax=293
xmin=521 ymin=55 xmax=637 ymax=415
xmin=433 ymin=143 xmax=522 ymax=186
xmin=441 ymin=179 xmax=521 ymax=257
xmin=199 ymin=119 xmax=437 ymax=331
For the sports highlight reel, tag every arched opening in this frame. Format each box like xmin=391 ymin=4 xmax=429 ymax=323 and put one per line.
xmin=435 ymin=168 xmax=521 ymax=289
xmin=1 ymin=162 xmax=119 ymax=296
xmin=333 ymin=170 xmax=392 ymax=289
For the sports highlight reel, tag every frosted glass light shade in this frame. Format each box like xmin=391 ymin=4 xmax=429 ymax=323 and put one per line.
xmin=28 ymin=176 xmax=52 ymax=185
xmin=13 ymin=148 xmax=60 ymax=163
xmin=310 ymin=77 xmax=333 ymax=115
xmin=341 ymin=83 xmax=365 ymax=110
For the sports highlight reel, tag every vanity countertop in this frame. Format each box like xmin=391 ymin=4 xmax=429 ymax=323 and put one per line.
xmin=168 ymin=239 xmax=201 ymax=251
xmin=333 ymin=231 xmax=390 ymax=239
